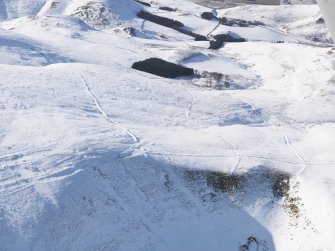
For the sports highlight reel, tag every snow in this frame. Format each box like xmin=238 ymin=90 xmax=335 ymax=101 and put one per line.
xmin=0 ymin=0 xmax=335 ymax=250
xmin=218 ymin=4 xmax=332 ymax=43
xmin=317 ymin=0 xmax=335 ymax=41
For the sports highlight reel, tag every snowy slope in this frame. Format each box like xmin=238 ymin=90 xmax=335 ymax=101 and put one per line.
xmin=218 ymin=4 xmax=332 ymax=43
xmin=0 ymin=0 xmax=335 ymax=250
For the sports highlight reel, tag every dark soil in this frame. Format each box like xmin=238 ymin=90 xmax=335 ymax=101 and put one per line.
xmin=132 ymin=58 xmax=195 ymax=78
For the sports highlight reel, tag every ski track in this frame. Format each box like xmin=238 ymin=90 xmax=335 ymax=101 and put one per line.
xmin=178 ymin=81 xmax=197 ymax=118
xmin=246 ymin=102 xmax=308 ymax=175
xmin=0 ymin=163 xmax=81 ymax=195
xmin=79 ymin=74 xmax=151 ymax=158
xmin=219 ymin=134 xmax=241 ymax=173
xmin=79 ymin=74 xmax=140 ymax=144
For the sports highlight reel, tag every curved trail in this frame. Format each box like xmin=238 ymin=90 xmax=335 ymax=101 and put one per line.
xmin=219 ymin=134 xmax=241 ymax=173
xmin=79 ymin=74 xmax=149 ymax=158
xmin=178 ymin=81 xmax=197 ymax=118
xmin=79 ymin=74 xmax=139 ymax=144
xmin=246 ymin=102 xmax=308 ymax=175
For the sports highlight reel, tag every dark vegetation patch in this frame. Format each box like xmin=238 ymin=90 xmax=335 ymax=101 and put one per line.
xmin=138 ymin=10 xmax=183 ymax=28
xmin=194 ymin=71 xmax=230 ymax=89
xmin=213 ymin=33 xmax=246 ymax=43
xmin=132 ymin=58 xmax=194 ymax=78
xmin=174 ymin=27 xmax=208 ymax=41
xmin=200 ymin=13 xmax=264 ymax=27
xmin=209 ymin=39 xmax=224 ymax=50
xmin=206 ymin=171 xmax=244 ymax=194
xmin=271 ymin=172 xmax=302 ymax=219
xmin=201 ymin=12 xmax=217 ymax=21
xmin=137 ymin=11 xmax=208 ymax=41
xmin=159 ymin=6 xmax=176 ymax=12
xmin=239 ymin=236 xmax=269 ymax=251
xmin=193 ymin=71 xmax=258 ymax=90
xmin=123 ymin=27 xmax=136 ymax=36
xmin=316 ymin=17 xmax=325 ymax=24
xmin=184 ymin=169 xmax=242 ymax=195
xmin=134 ymin=0 xmax=151 ymax=7
xmin=209 ymin=33 xmax=246 ymax=50
xmin=209 ymin=32 xmax=247 ymax=50
xmin=272 ymin=172 xmax=290 ymax=198
xmin=183 ymin=168 xmax=295 ymax=204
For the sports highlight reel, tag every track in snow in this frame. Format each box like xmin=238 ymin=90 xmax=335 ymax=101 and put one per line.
xmin=79 ymin=74 xmax=149 ymax=158
xmin=246 ymin=102 xmax=308 ymax=175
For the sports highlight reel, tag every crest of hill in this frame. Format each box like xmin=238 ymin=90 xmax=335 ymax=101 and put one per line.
xmin=0 ymin=0 xmax=143 ymax=27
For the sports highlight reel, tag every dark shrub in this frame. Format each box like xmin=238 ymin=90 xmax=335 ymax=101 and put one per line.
xmin=272 ymin=172 xmax=290 ymax=198
xmin=316 ymin=17 xmax=325 ymax=24
xmin=137 ymin=10 xmax=184 ymax=28
xmin=214 ymin=33 xmax=246 ymax=42
xmin=134 ymin=0 xmax=151 ymax=7
xmin=209 ymin=33 xmax=246 ymax=50
xmin=250 ymin=20 xmax=265 ymax=26
xmin=137 ymin=11 xmax=208 ymax=41
xmin=132 ymin=58 xmax=194 ymax=78
xmin=174 ymin=26 xmax=208 ymax=41
xmin=206 ymin=171 xmax=244 ymax=194
xmin=220 ymin=17 xmax=227 ymax=23
xmin=209 ymin=39 xmax=225 ymax=50
xmin=159 ymin=6 xmax=175 ymax=11
xmin=201 ymin=12 xmax=215 ymax=21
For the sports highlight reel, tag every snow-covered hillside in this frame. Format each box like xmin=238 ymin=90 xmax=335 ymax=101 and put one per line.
xmin=0 ymin=0 xmax=334 ymax=250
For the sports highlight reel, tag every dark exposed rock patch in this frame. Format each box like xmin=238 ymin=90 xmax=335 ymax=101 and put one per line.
xmin=132 ymin=58 xmax=195 ymax=78
xmin=221 ymin=17 xmax=265 ymax=27
xmin=72 ymin=2 xmax=113 ymax=28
